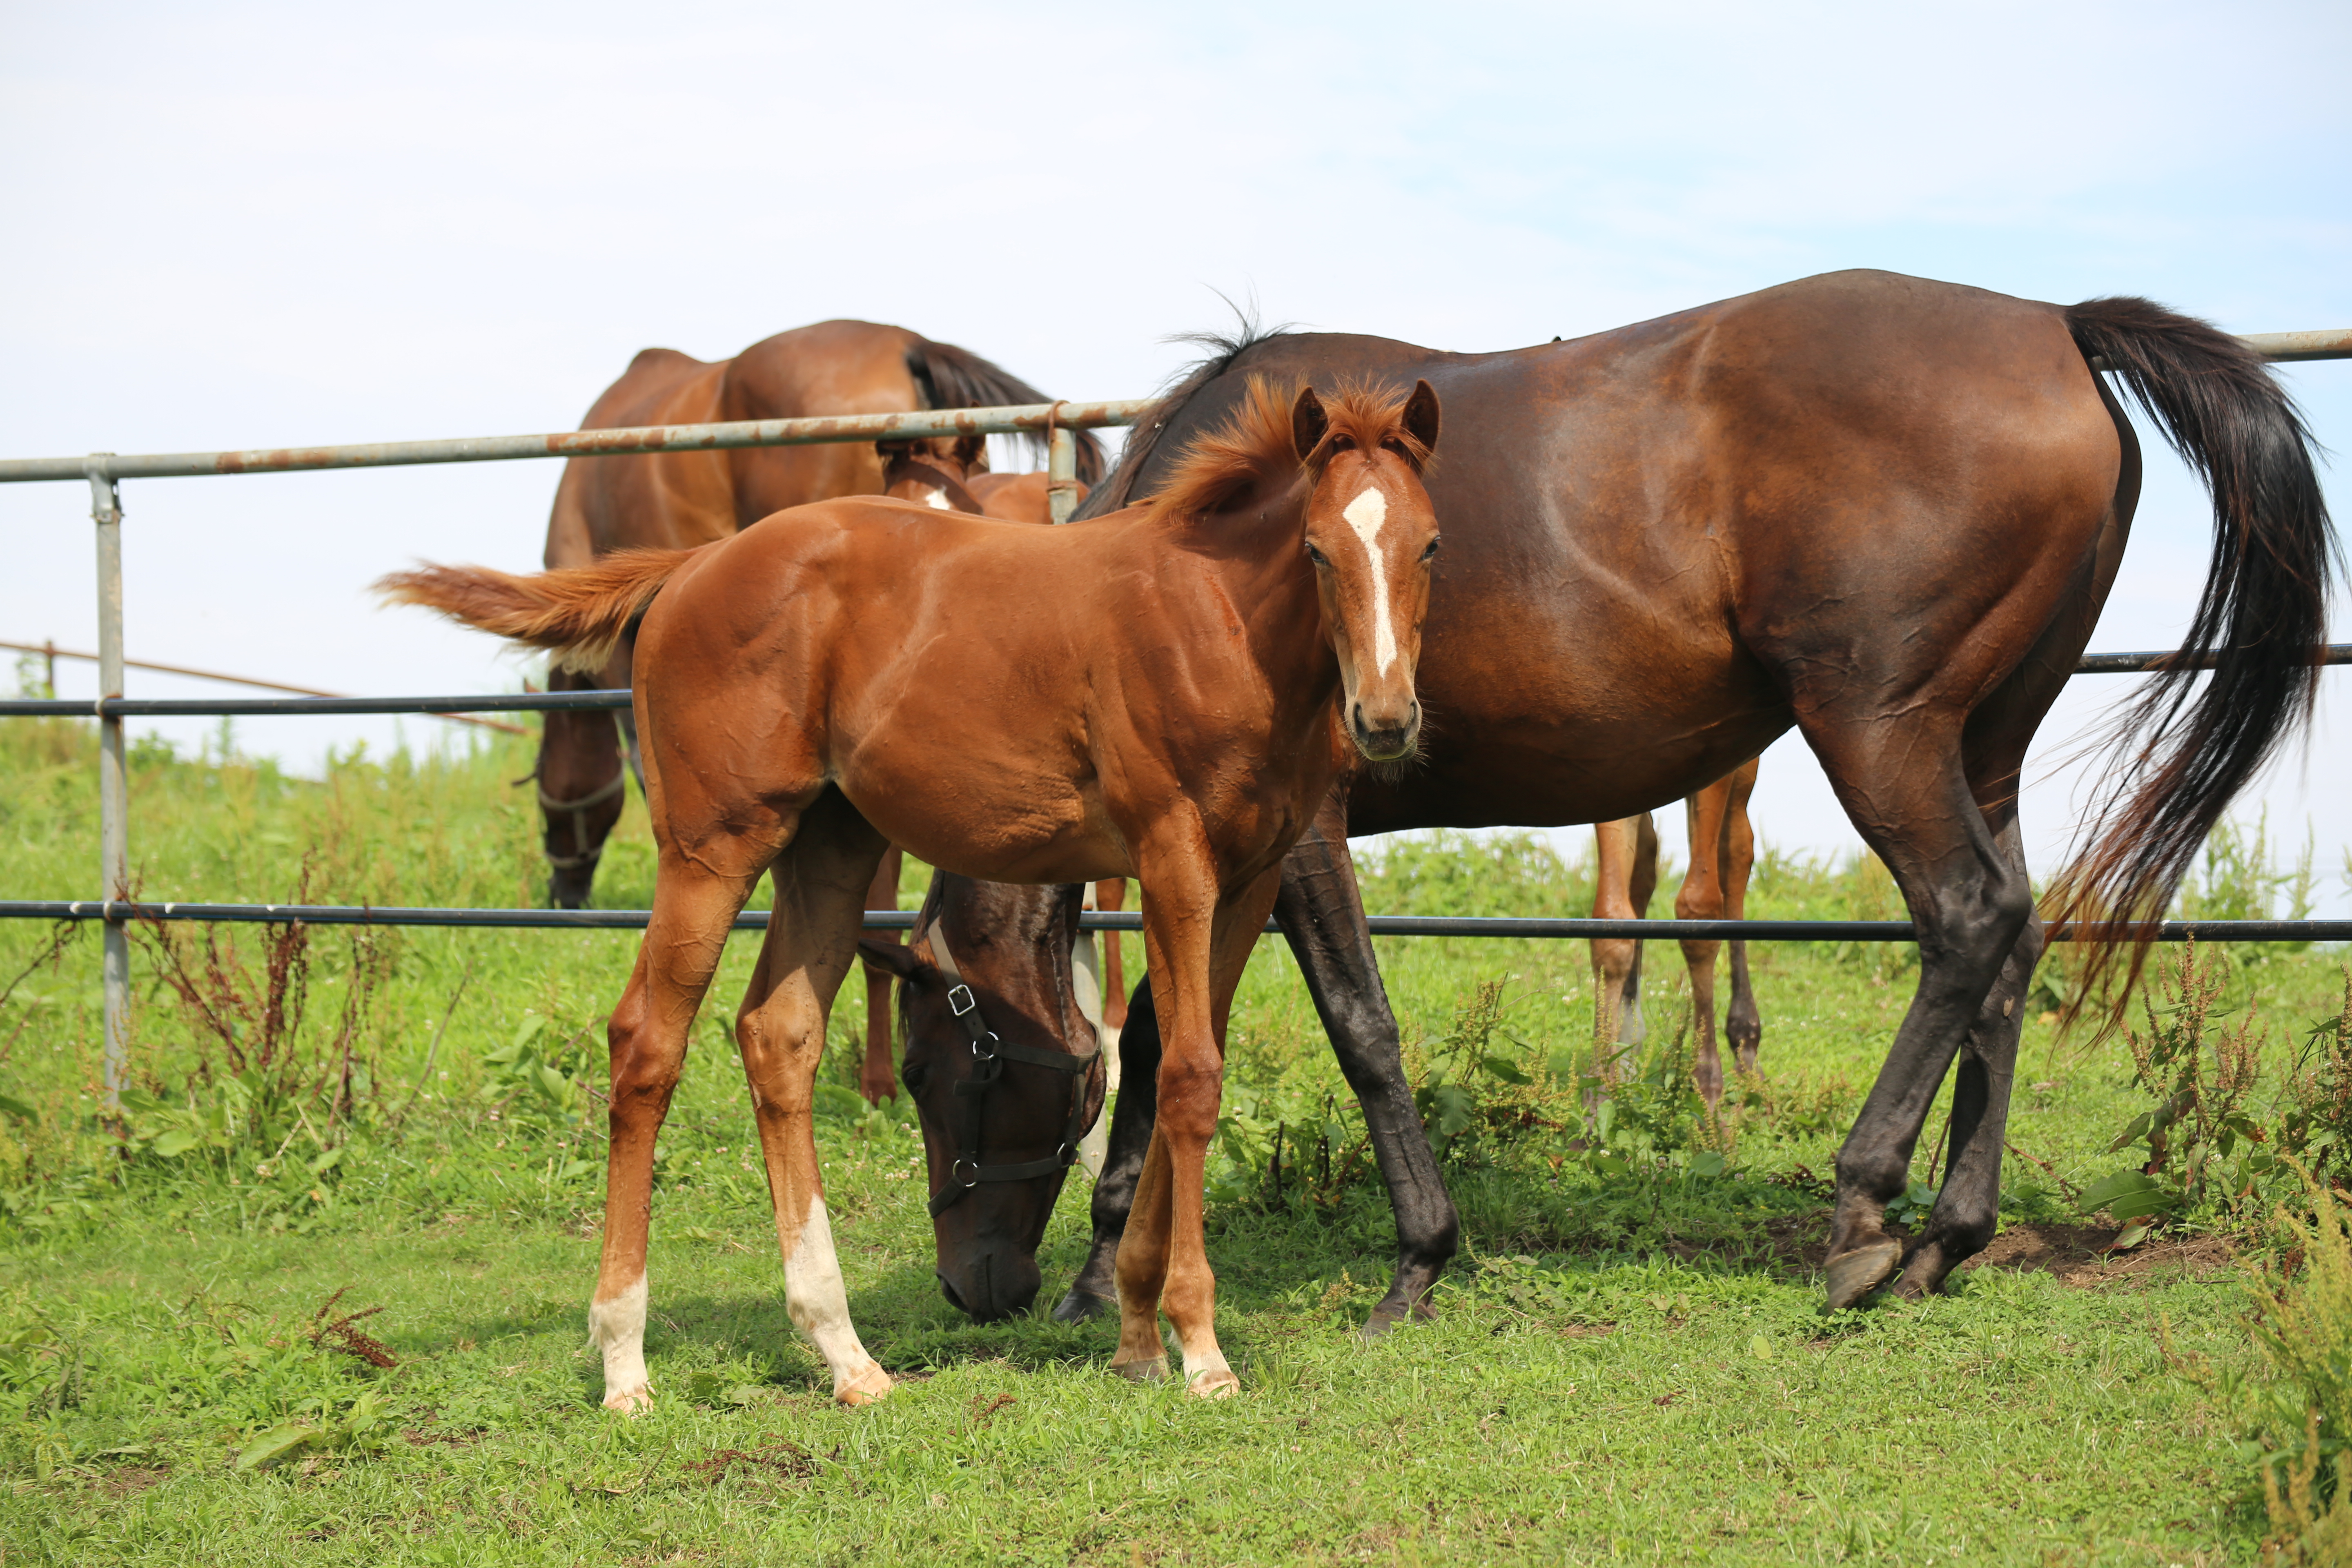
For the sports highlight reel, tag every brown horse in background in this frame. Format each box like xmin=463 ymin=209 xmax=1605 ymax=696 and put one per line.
xmin=1592 ymin=757 xmax=1763 ymax=1105
xmin=533 ymin=321 xmax=1104 ymax=909
xmin=385 ymin=378 xmax=1446 ymax=1405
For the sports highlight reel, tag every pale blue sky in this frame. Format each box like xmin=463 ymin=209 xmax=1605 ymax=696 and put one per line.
xmin=3 ymin=1 xmax=2347 ymax=900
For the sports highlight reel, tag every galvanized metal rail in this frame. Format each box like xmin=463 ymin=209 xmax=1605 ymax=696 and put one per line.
xmin=9 ymin=643 xmax=2352 ymax=720
xmin=0 ymin=328 xmax=2341 ymax=1114
xmin=5 ymin=900 xmax=2347 ymax=944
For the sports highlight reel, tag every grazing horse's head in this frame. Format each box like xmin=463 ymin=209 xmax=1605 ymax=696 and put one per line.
xmin=1294 ymin=380 xmax=1443 ymax=761
xmin=856 ymin=876 xmax=1104 ymax=1323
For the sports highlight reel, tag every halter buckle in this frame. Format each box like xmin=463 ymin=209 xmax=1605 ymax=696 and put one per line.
xmin=951 ymin=1158 xmax=981 ymax=1189
xmin=946 ymin=983 xmax=978 ymax=1018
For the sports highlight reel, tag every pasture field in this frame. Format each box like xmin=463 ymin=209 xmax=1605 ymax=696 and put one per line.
xmin=0 ymin=714 xmax=2346 ymax=1564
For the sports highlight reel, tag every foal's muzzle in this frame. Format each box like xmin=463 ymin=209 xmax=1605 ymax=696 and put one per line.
xmin=1350 ymin=699 xmax=1421 ymax=762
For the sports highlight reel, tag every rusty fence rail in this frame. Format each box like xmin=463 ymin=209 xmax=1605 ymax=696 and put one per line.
xmin=0 ymin=330 xmax=2343 ymax=1113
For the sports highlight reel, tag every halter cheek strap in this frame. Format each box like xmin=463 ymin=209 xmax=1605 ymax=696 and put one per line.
xmin=922 ymin=918 xmax=1103 ymax=1219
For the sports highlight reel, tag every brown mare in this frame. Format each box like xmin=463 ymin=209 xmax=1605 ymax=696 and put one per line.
xmin=1591 ymin=758 xmax=1763 ymax=1103
xmin=384 ymin=379 xmax=1446 ymax=1403
xmin=881 ymin=272 xmax=2331 ymax=1331
xmin=533 ymin=321 xmax=1103 ymax=911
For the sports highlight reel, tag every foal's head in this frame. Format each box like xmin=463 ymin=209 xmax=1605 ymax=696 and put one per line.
xmin=878 ymin=434 xmax=989 ymax=513
xmin=1149 ymin=377 xmax=1443 ymax=762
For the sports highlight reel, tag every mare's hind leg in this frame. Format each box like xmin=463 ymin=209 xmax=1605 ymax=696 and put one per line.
xmin=735 ymin=790 xmax=893 ymax=1403
xmin=1722 ymin=759 xmax=1762 ymax=1074
xmin=1803 ymin=714 xmax=2034 ymax=1310
xmin=591 ymin=840 xmax=770 ymax=1413
xmin=855 ymin=845 xmax=905 ymax=1105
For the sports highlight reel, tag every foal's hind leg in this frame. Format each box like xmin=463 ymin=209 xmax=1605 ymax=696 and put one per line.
xmin=592 ymin=844 xmax=770 ymax=1413
xmin=735 ymin=791 xmax=893 ymax=1404
xmin=1590 ymin=813 xmax=1658 ymax=1078
xmin=1677 ymin=780 xmax=1737 ymax=1107
xmin=1721 ymin=759 xmax=1763 ymax=1075
xmin=1803 ymin=716 xmax=2034 ymax=1310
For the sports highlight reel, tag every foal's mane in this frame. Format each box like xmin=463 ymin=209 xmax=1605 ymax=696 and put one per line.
xmin=1139 ymin=377 xmax=1430 ymax=525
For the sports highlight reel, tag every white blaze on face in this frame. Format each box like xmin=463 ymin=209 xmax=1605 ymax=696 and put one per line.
xmin=921 ymin=487 xmax=953 ymax=510
xmin=1341 ymin=484 xmax=1398 ymax=676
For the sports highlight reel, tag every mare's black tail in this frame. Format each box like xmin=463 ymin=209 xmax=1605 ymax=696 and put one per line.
xmin=904 ymin=338 xmax=1105 ymax=484
xmin=2057 ymin=296 xmax=2336 ymax=1005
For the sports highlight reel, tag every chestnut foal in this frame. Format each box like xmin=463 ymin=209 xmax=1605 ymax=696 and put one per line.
xmin=384 ymin=378 xmax=1443 ymax=1405
xmin=1590 ymin=757 xmax=1763 ymax=1105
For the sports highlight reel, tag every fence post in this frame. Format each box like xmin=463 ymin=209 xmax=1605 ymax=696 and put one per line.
xmin=1047 ymin=421 xmax=1078 ymax=525
xmin=85 ymin=456 xmax=128 ymax=1119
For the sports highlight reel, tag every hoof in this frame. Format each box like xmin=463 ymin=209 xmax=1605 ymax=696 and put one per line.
xmin=1358 ymin=1298 xmax=1436 ymax=1341
xmin=1054 ymin=1288 xmax=1116 ymax=1324
xmin=1187 ymin=1368 xmax=1240 ymax=1399
xmin=834 ymin=1363 xmax=893 ymax=1407
xmin=601 ymin=1382 xmax=653 ymax=1416
xmin=1824 ymin=1240 xmax=1903 ymax=1309
xmin=1111 ymin=1356 xmax=1169 ymax=1384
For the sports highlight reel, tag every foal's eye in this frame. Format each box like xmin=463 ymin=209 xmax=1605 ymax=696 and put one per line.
xmin=1420 ymin=538 xmax=1441 ymax=563
xmin=1305 ymin=543 xmax=1330 ymax=566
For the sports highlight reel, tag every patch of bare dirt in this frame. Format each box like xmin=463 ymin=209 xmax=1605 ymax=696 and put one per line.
xmin=102 ymin=1464 xmax=169 ymax=1499
xmin=1962 ymin=1221 xmax=2237 ymax=1287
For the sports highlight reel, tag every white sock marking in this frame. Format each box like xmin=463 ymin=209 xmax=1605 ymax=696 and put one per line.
xmin=784 ymin=1193 xmax=884 ymax=1399
xmin=1342 ymin=486 xmax=1397 ymax=676
xmin=588 ymin=1274 xmax=650 ymax=1408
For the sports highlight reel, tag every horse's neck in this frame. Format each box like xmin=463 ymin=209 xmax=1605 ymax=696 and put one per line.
xmin=1156 ymin=505 xmax=1336 ymax=725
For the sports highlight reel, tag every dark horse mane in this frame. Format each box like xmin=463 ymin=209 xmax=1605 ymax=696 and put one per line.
xmin=1140 ymin=376 xmax=1429 ymax=526
xmin=903 ymin=337 xmax=1106 ymax=484
xmin=1078 ymin=313 xmax=1296 ymax=517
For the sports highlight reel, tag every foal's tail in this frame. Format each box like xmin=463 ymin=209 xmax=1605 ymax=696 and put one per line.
xmin=376 ymin=548 xmax=697 ymax=673
xmin=2055 ymin=297 xmax=2336 ymax=1007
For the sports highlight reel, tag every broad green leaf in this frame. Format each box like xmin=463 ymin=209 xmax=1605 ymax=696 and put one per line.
xmin=0 ymin=1094 xmax=38 ymax=1125
xmin=1480 ymin=1056 xmax=1530 ymax=1086
xmin=152 ymin=1129 xmax=200 ymax=1158
xmin=2110 ymin=1219 xmax=2154 ymax=1249
xmin=2106 ymin=1112 xmax=2153 ymax=1153
xmin=234 ymin=1423 xmax=317 ymax=1472
xmin=2078 ymin=1170 xmax=2160 ymax=1214
xmin=1689 ymin=1151 xmax=1727 ymax=1180
xmin=307 ymin=1145 xmax=344 ymax=1177
xmin=2107 ymin=1187 xmax=2181 ymax=1221
xmin=1748 ymin=1333 xmax=1774 ymax=1361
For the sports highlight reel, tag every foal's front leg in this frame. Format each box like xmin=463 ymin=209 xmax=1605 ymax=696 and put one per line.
xmin=737 ymin=804 xmax=894 ymax=1405
xmin=1114 ymin=859 xmax=1284 ymax=1398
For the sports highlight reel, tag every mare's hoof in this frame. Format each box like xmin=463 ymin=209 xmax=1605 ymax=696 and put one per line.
xmin=1358 ymin=1298 xmax=1437 ymax=1341
xmin=1111 ymin=1356 xmax=1169 ymax=1384
xmin=834 ymin=1363 xmax=893 ymax=1407
xmin=1187 ymin=1368 xmax=1240 ymax=1399
xmin=1054 ymin=1288 xmax=1116 ymax=1324
xmin=1824 ymin=1240 xmax=1903 ymax=1309
xmin=601 ymin=1382 xmax=653 ymax=1417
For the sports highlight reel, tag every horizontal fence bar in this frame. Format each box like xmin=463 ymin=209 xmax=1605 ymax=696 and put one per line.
xmin=0 ymin=330 xmax=2337 ymax=488
xmin=9 ymin=644 xmax=2352 ymax=720
xmin=0 ymin=401 xmax=1151 ymax=486
xmin=4 ymin=901 xmax=2347 ymax=943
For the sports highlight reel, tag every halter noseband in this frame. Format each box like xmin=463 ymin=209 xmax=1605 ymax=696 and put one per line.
xmin=918 ymin=915 xmax=1103 ymax=1219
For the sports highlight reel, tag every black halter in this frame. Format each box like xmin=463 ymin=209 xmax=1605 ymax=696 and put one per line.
xmin=920 ymin=919 xmax=1102 ymax=1219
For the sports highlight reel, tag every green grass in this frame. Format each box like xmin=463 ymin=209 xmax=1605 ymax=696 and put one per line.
xmin=0 ymin=716 xmax=2344 ymax=1563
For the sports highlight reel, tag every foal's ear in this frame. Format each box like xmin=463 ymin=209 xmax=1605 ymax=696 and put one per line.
xmin=1402 ymin=379 xmax=1441 ymax=462
xmin=1292 ymin=385 xmax=1330 ymax=464
xmin=953 ymin=434 xmax=988 ymax=471
xmin=856 ymin=937 xmax=929 ymax=983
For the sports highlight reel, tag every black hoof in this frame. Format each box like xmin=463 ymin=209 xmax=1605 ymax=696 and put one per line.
xmin=1358 ymin=1296 xmax=1437 ymax=1340
xmin=1824 ymin=1240 xmax=1902 ymax=1309
xmin=1053 ymin=1288 xmax=1115 ymax=1324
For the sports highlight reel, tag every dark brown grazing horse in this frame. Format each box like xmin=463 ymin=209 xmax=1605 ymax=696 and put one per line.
xmin=534 ymin=321 xmax=1103 ymax=910
xmin=889 ymin=270 xmax=2332 ymax=1328
xmin=1592 ymin=758 xmax=1763 ymax=1102
xmin=851 ymin=437 xmax=1126 ymax=1111
xmin=383 ymin=379 xmax=1447 ymax=1404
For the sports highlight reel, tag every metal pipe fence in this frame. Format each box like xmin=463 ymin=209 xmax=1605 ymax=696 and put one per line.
xmin=0 ymin=331 xmax=2343 ymax=1112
